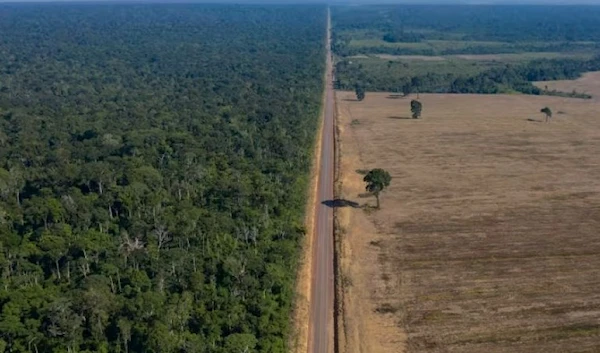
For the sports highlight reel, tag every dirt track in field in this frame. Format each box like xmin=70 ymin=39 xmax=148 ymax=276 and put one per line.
xmin=335 ymin=88 xmax=600 ymax=353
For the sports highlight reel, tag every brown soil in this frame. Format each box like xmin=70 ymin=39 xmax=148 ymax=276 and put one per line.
xmin=336 ymin=91 xmax=600 ymax=353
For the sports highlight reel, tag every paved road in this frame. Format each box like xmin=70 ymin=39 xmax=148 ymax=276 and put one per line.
xmin=309 ymin=7 xmax=335 ymax=353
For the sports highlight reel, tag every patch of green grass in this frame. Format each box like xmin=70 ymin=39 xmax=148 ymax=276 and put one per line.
xmin=347 ymin=38 xmax=513 ymax=52
xmin=429 ymin=39 xmax=508 ymax=50
xmin=338 ymin=27 xmax=600 ymax=56
xmin=450 ymin=51 xmax=596 ymax=62
xmin=348 ymin=38 xmax=429 ymax=49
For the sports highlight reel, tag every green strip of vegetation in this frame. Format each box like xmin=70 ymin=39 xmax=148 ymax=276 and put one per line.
xmin=335 ymin=56 xmax=600 ymax=96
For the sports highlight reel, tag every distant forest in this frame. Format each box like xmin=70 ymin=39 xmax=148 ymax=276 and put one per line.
xmin=0 ymin=4 xmax=325 ymax=353
xmin=333 ymin=5 xmax=600 ymax=54
xmin=332 ymin=5 xmax=600 ymax=94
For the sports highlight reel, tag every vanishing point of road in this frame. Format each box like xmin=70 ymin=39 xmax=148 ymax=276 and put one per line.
xmin=308 ymin=7 xmax=335 ymax=353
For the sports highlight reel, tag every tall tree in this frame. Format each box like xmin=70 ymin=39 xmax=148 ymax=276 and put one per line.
xmin=363 ymin=168 xmax=392 ymax=209
xmin=410 ymin=100 xmax=423 ymax=119
xmin=355 ymin=85 xmax=365 ymax=101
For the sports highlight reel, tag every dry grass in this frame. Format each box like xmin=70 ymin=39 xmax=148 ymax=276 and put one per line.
xmin=534 ymin=71 xmax=600 ymax=101
xmin=336 ymin=90 xmax=600 ymax=353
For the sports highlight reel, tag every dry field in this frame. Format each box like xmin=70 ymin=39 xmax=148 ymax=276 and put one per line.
xmin=535 ymin=72 xmax=600 ymax=101
xmin=335 ymin=83 xmax=600 ymax=353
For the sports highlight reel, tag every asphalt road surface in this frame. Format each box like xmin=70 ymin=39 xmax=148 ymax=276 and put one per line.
xmin=308 ymin=8 xmax=335 ymax=353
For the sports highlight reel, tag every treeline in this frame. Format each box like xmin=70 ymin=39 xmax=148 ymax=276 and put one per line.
xmin=333 ymin=41 xmax=599 ymax=58
xmin=332 ymin=5 xmax=600 ymax=41
xmin=0 ymin=4 xmax=325 ymax=353
xmin=335 ymin=56 xmax=600 ymax=95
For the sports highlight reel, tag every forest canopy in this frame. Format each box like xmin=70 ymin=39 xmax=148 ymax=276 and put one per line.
xmin=0 ymin=4 xmax=325 ymax=353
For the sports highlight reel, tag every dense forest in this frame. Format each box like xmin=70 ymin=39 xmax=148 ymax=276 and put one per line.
xmin=0 ymin=4 xmax=325 ymax=353
xmin=335 ymin=56 xmax=600 ymax=95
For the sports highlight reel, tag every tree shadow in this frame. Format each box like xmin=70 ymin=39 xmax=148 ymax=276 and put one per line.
xmin=387 ymin=116 xmax=414 ymax=120
xmin=526 ymin=118 xmax=543 ymax=123
xmin=321 ymin=199 xmax=360 ymax=208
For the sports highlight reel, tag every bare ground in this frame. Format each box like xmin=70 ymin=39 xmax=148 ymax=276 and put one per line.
xmin=335 ymin=90 xmax=600 ymax=353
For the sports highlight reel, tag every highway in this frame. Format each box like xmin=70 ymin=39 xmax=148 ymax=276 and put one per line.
xmin=308 ymin=7 xmax=335 ymax=353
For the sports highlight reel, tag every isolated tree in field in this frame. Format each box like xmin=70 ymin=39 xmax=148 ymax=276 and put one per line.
xmin=355 ymin=86 xmax=365 ymax=101
xmin=363 ymin=168 xmax=392 ymax=209
xmin=410 ymin=100 xmax=422 ymax=119
xmin=541 ymin=106 xmax=552 ymax=122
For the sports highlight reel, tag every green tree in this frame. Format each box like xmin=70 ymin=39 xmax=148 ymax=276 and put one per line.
xmin=117 ymin=319 xmax=132 ymax=353
xmin=38 ymin=230 xmax=70 ymax=280
xmin=363 ymin=168 xmax=392 ymax=209
xmin=410 ymin=100 xmax=422 ymax=119
xmin=541 ymin=106 xmax=553 ymax=122
xmin=355 ymin=85 xmax=365 ymax=101
xmin=224 ymin=333 xmax=258 ymax=353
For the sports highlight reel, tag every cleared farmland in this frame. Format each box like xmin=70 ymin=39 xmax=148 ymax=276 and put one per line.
xmin=335 ymin=87 xmax=600 ymax=353
xmin=535 ymin=71 xmax=600 ymax=102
